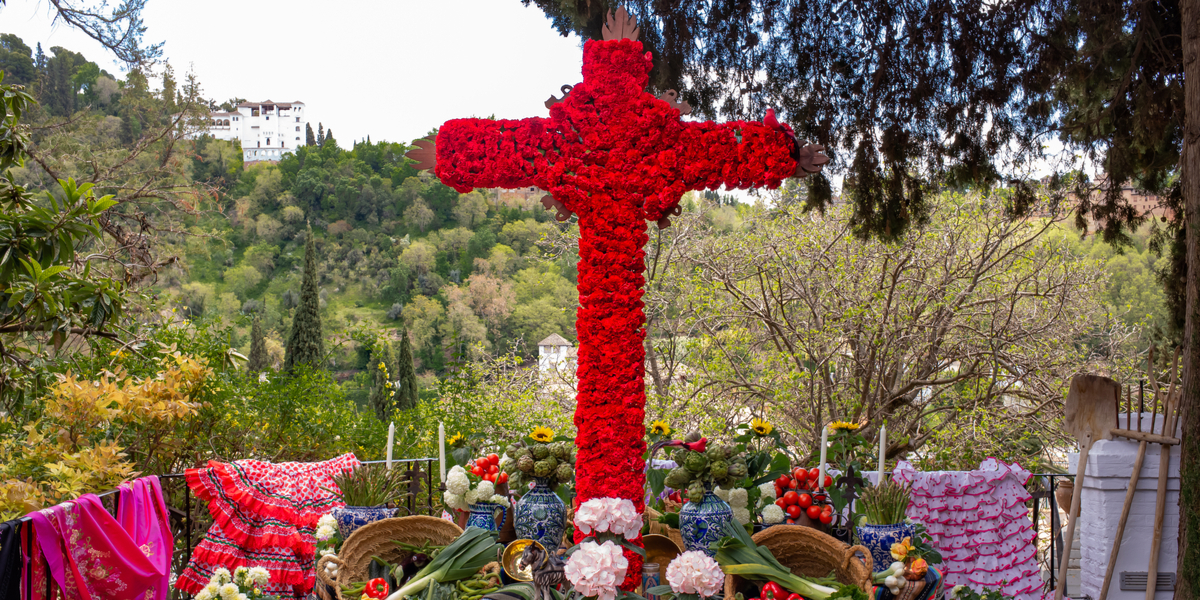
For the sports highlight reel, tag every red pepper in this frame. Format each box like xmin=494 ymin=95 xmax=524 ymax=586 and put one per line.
xmin=364 ymin=578 xmax=389 ymax=599
xmin=761 ymin=581 xmax=785 ymax=600
xmin=785 ymin=593 xmax=806 ymax=600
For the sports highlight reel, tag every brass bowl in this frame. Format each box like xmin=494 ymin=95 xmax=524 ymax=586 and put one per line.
xmin=642 ymin=533 xmax=683 ymax=575
xmin=501 ymin=539 xmax=546 ymax=582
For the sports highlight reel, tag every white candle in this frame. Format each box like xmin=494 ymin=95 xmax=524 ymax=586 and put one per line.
xmin=438 ymin=422 xmax=447 ymax=482
xmin=818 ymin=425 xmax=829 ymax=490
xmin=877 ymin=424 xmax=887 ymax=484
xmin=387 ymin=422 xmax=395 ymax=470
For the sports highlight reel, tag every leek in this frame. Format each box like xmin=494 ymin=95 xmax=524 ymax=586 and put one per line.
xmin=384 ymin=527 xmax=502 ymax=600
xmin=712 ymin=521 xmax=839 ymax=600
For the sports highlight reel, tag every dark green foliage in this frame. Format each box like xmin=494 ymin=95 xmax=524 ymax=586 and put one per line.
xmin=306 ymin=122 xmax=316 ymax=146
xmin=248 ymin=313 xmax=268 ymax=372
xmin=369 ymin=340 xmax=397 ymax=420
xmin=316 ymin=122 xmax=325 ymax=145
xmin=396 ymin=332 xmax=418 ymax=411
xmin=284 ymin=227 xmax=324 ymax=371
xmin=0 ymin=34 xmax=36 ymax=86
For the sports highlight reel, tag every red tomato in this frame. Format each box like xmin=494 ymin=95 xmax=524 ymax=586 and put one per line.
xmin=483 ymin=473 xmax=494 ymax=482
xmin=808 ymin=467 xmax=821 ymax=481
xmin=487 ymin=453 xmax=500 ymax=465
xmin=788 ymin=479 xmax=800 ymax=489
xmin=488 ymin=464 xmax=499 ymax=474
xmin=806 ymin=505 xmax=822 ymax=520
xmin=776 ymin=475 xmax=792 ymax=488
xmin=822 ymin=505 xmax=834 ymax=516
xmin=792 ymin=467 xmax=807 ymax=481
xmin=471 ymin=465 xmax=484 ymax=477
xmin=823 ymin=475 xmax=834 ymax=488
xmin=775 ymin=485 xmax=784 ymax=498
xmin=786 ymin=518 xmax=796 ymax=524
xmin=798 ymin=493 xmax=813 ymax=508
xmin=786 ymin=504 xmax=802 ymax=519
xmin=497 ymin=472 xmax=509 ymax=484
xmin=783 ymin=491 xmax=800 ymax=505
xmin=819 ymin=512 xmax=834 ymax=525
xmin=775 ymin=498 xmax=787 ymax=509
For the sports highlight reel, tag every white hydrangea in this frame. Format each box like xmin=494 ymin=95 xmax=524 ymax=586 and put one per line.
xmin=728 ymin=488 xmax=748 ymax=508
xmin=758 ymin=482 xmax=777 ymax=501
xmin=490 ymin=494 xmax=511 ymax=508
xmin=733 ymin=507 xmax=751 ymax=525
xmin=476 ymin=479 xmax=496 ymax=499
xmin=761 ymin=504 xmax=785 ymax=524
xmin=447 ymin=466 xmax=470 ymax=495
xmin=564 ymin=540 xmax=628 ymax=600
xmin=713 ymin=487 xmax=731 ymax=502
xmin=464 ymin=488 xmax=481 ymax=506
xmin=574 ymin=497 xmax=642 ymax=540
xmin=444 ymin=491 xmax=468 ymax=511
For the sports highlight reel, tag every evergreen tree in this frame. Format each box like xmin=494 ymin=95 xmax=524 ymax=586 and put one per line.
xmin=368 ymin=340 xmax=397 ymax=420
xmin=283 ymin=226 xmax=324 ymax=371
xmin=316 ymin=122 xmax=325 ymax=145
xmin=395 ymin=331 xmax=418 ymax=411
xmin=248 ymin=313 xmax=268 ymax=372
xmin=324 ymin=129 xmax=335 ymax=147
xmin=306 ymin=123 xmax=316 ymax=146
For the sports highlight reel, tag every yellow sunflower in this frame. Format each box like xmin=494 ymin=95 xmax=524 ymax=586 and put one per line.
xmin=531 ymin=426 xmax=554 ymax=442
xmin=650 ymin=420 xmax=671 ymax=435
xmin=828 ymin=420 xmax=859 ymax=432
xmin=447 ymin=433 xmax=465 ymax=446
xmin=750 ymin=418 xmax=774 ymax=436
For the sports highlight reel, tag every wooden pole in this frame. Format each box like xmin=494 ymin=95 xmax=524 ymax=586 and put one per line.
xmin=1144 ymin=349 xmax=1182 ymax=600
xmin=1055 ymin=432 xmax=1093 ymax=600
xmin=1097 ymin=438 xmax=1148 ymax=600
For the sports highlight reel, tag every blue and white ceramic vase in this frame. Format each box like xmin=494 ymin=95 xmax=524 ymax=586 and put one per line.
xmin=514 ymin=477 xmax=566 ymax=551
xmin=466 ymin=501 xmax=506 ymax=531
xmin=856 ymin=521 xmax=915 ymax=570
xmin=331 ymin=506 xmax=396 ymax=539
xmin=678 ymin=490 xmax=733 ymax=556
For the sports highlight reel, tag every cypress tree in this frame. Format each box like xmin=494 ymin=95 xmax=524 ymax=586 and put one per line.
xmin=316 ymin=122 xmax=325 ymax=145
xmin=305 ymin=123 xmax=316 ymax=146
xmin=248 ymin=313 xmax=268 ymax=372
xmin=324 ymin=129 xmax=335 ymax=147
xmin=395 ymin=330 xmax=418 ymax=411
xmin=368 ymin=340 xmax=397 ymax=420
xmin=283 ymin=226 xmax=324 ymax=371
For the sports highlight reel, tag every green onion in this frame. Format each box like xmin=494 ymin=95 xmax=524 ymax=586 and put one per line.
xmin=384 ymin=527 xmax=501 ymax=600
xmin=712 ymin=521 xmax=839 ymax=600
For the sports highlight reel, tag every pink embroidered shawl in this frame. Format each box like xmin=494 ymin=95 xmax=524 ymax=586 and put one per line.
xmin=28 ymin=476 xmax=173 ymax=600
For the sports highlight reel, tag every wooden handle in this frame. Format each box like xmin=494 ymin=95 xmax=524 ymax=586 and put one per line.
xmin=1110 ymin=429 xmax=1179 ymax=445
xmin=1097 ymin=440 xmax=1148 ymax=600
xmin=1055 ymin=435 xmax=1092 ymax=600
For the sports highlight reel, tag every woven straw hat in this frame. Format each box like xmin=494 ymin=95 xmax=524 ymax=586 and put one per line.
xmin=317 ymin=516 xmax=464 ymax=600
xmin=723 ymin=525 xmax=874 ymax=597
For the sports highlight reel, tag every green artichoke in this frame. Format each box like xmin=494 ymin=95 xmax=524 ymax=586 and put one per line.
xmin=687 ymin=480 xmax=705 ymax=503
xmin=709 ymin=460 xmax=728 ymax=480
xmin=534 ymin=460 xmax=552 ymax=477
xmin=665 ymin=467 xmax=692 ymax=490
xmin=551 ymin=442 xmax=568 ymax=460
xmin=684 ymin=431 xmax=702 ymax=443
xmin=543 ymin=456 xmax=559 ymax=471
xmin=683 ymin=450 xmax=708 ymax=474
xmin=505 ymin=444 xmax=519 ymax=458
xmin=671 ymin=447 xmax=689 ymax=464
xmin=706 ymin=446 xmax=725 ymax=462
xmin=728 ymin=460 xmax=748 ymax=478
xmin=531 ymin=445 xmax=550 ymax=460
xmin=517 ymin=455 xmax=535 ymax=473
xmin=555 ymin=463 xmax=573 ymax=483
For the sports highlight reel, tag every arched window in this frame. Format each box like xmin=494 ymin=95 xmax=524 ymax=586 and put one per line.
xmin=224 ymin=119 xmax=230 ymax=126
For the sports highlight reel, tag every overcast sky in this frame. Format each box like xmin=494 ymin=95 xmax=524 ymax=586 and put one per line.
xmin=2 ymin=0 xmax=586 ymax=145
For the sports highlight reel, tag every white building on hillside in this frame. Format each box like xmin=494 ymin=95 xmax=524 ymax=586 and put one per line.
xmin=537 ymin=333 xmax=575 ymax=373
xmin=201 ymin=100 xmax=307 ymax=163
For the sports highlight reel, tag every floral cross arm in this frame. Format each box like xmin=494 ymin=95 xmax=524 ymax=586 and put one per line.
xmin=410 ymin=117 xmax=564 ymax=194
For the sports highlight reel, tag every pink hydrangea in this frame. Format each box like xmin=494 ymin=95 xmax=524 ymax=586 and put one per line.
xmin=564 ymin=540 xmax=629 ymax=600
xmin=666 ymin=551 xmax=725 ymax=598
xmin=574 ymin=497 xmax=642 ymax=540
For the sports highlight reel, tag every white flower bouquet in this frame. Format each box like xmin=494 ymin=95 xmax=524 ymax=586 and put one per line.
xmin=193 ymin=566 xmax=277 ymax=600
xmin=645 ymin=550 xmax=726 ymax=600
xmin=443 ymin=465 xmax=511 ymax=512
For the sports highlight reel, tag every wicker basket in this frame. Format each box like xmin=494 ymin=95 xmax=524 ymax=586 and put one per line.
xmin=316 ymin=516 xmax=463 ymax=600
xmin=645 ymin=507 xmax=686 ymax=551
xmin=722 ymin=525 xmax=874 ymax=597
